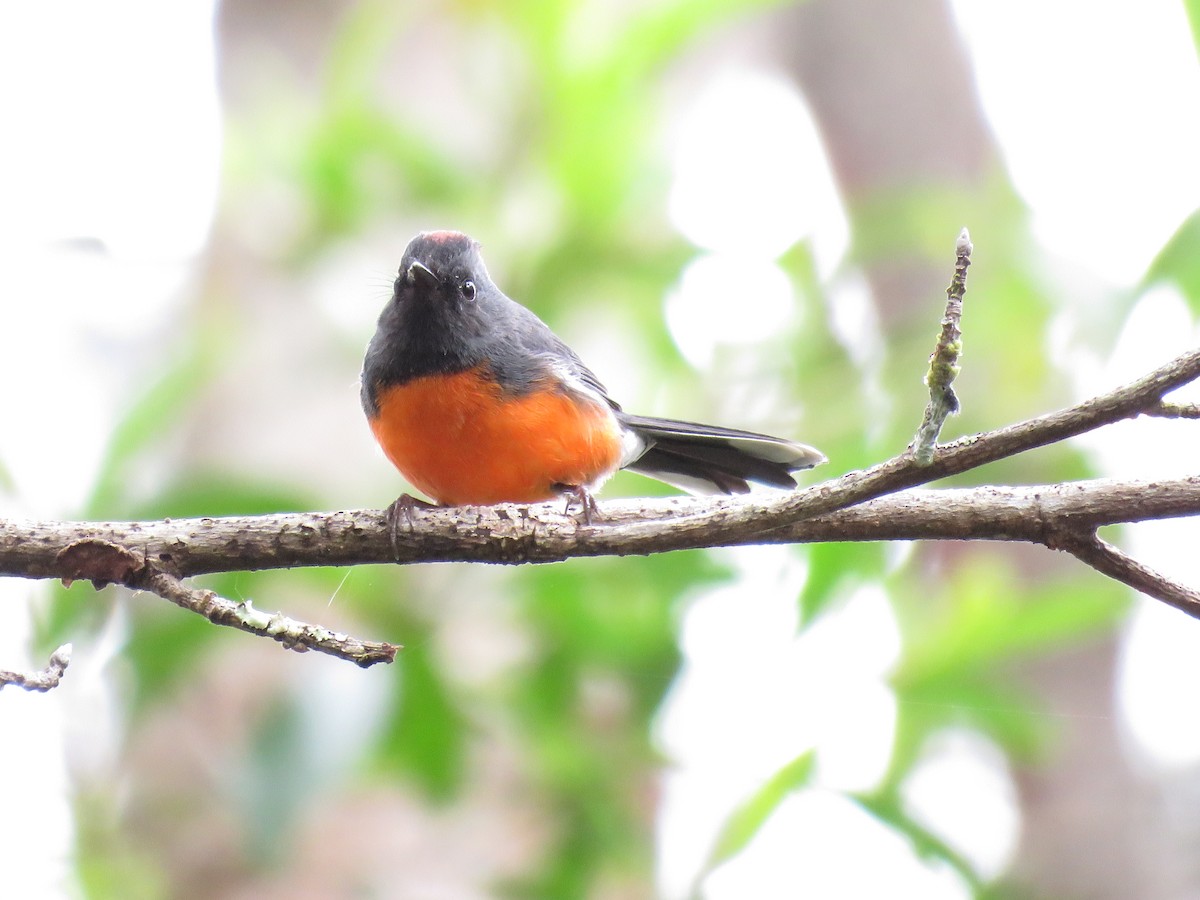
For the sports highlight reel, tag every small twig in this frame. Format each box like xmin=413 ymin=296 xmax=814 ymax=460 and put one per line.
xmin=36 ymin=538 xmax=398 ymax=666
xmin=1141 ymin=400 xmax=1200 ymax=420
xmin=130 ymin=569 xmax=399 ymax=667
xmin=0 ymin=644 xmax=73 ymax=692
xmin=1051 ymin=530 xmax=1200 ymax=619
xmin=913 ymin=227 xmax=972 ymax=464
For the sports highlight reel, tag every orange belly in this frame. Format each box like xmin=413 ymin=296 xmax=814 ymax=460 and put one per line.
xmin=368 ymin=368 xmax=624 ymax=505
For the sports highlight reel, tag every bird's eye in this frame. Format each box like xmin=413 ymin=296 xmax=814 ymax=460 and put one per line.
xmin=461 ymin=280 xmax=476 ymax=301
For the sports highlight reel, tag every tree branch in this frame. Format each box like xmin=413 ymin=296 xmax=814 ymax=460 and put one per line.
xmin=1 ymin=475 xmax=1198 ymax=571
xmin=1141 ymin=400 xmax=1200 ymax=420
xmin=5 ymin=235 xmax=1200 ymax=667
xmin=0 ymin=644 xmax=72 ymax=692
xmin=1052 ymin=531 xmax=1200 ymax=619
xmin=913 ymin=226 xmax=970 ymax=462
xmin=131 ymin=568 xmax=399 ymax=667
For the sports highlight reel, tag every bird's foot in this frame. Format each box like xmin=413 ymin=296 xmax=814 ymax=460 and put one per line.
xmin=561 ymin=485 xmax=600 ymax=525
xmin=384 ymin=493 xmax=438 ymax=558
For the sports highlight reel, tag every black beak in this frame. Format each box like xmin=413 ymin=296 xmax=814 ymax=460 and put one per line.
xmin=406 ymin=260 xmax=439 ymax=289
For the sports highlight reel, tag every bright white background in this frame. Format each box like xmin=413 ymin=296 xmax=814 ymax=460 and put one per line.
xmin=2 ymin=2 xmax=1199 ymax=897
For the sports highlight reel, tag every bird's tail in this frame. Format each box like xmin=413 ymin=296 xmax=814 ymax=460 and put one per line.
xmin=618 ymin=413 xmax=825 ymax=495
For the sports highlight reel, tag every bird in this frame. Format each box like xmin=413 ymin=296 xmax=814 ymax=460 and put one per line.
xmin=360 ymin=231 xmax=824 ymax=517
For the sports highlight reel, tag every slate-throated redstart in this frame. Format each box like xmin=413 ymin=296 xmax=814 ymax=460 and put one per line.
xmin=361 ymin=231 xmax=825 ymax=512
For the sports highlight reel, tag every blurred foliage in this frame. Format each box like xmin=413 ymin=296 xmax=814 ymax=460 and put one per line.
xmin=1146 ymin=208 xmax=1200 ymax=314
xmin=702 ymin=750 xmax=815 ymax=876
xmin=853 ymin=791 xmax=984 ymax=894
xmin=36 ymin=0 xmax=1200 ymax=898
xmin=1187 ymin=0 xmax=1200 ymax=60
xmin=887 ymin=557 xmax=1130 ymax=773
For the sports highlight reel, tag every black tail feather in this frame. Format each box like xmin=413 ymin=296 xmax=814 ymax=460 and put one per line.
xmin=619 ymin=413 xmax=825 ymax=496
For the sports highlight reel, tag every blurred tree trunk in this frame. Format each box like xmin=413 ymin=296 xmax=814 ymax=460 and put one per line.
xmin=772 ymin=0 xmax=1176 ymax=896
xmin=779 ymin=0 xmax=992 ymax=331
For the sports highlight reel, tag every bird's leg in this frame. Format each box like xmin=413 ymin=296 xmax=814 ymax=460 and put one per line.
xmin=384 ymin=493 xmax=438 ymax=558
xmin=561 ymin=485 xmax=600 ymax=525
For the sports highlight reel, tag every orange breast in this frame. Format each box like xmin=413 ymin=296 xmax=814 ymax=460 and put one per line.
xmin=368 ymin=368 xmax=624 ymax=505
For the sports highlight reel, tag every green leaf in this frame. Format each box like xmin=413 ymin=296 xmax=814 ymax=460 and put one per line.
xmin=1143 ymin=206 xmax=1200 ymax=314
xmin=123 ymin=589 xmax=224 ymax=710
xmin=889 ymin=552 xmax=1129 ymax=764
xmin=620 ymin=0 xmax=791 ymax=73
xmin=895 ymin=556 xmax=1128 ymax=687
xmin=705 ymin=751 xmax=817 ymax=871
xmin=296 ymin=106 xmax=477 ymax=242
xmin=323 ymin=0 xmax=410 ymax=104
xmin=799 ymin=542 xmax=886 ymax=626
xmin=891 ymin=675 xmax=1050 ymax=771
xmin=352 ymin=573 xmax=470 ymax=801
xmin=75 ymin=797 xmax=166 ymax=900
xmin=1185 ymin=0 xmax=1200 ymax=60
xmin=86 ymin=328 xmax=221 ymax=519
xmin=498 ymin=554 xmax=716 ymax=895
xmin=372 ymin=633 xmax=468 ymax=801
xmin=33 ymin=580 xmax=117 ymax=657
xmin=853 ymin=791 xmax=983 ymax=892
